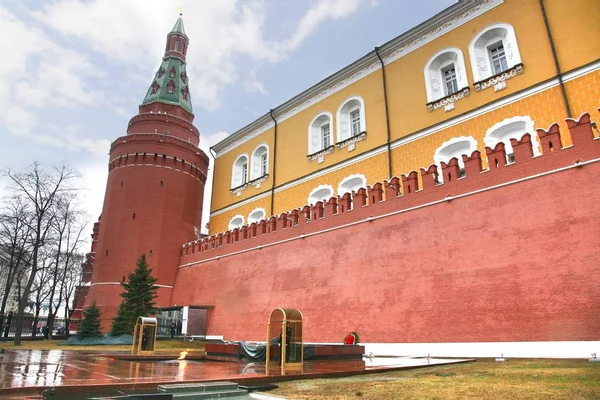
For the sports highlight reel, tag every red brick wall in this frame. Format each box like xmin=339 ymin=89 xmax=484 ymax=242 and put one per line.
xmin=172 ymin=113 xmax=600 ymax=344
xmin=85 ymin=131 xmax=208 ymax=329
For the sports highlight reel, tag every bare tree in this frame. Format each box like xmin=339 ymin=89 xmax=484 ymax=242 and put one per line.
xmin=0 ymin=197 xmax=33 ymax=332
xmin=3 ymin=163 xmax=78 ymax=345
xmin=46 ymin=193 xmax=87 ymax=339
xmin=62 ymin=253 xmax=84 ymax=337
xmin=30 ymin=252 xmax=53 ymax=337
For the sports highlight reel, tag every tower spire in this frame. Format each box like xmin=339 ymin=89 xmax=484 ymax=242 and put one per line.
xmin=141 ymin=15 xmax=192 ymax=115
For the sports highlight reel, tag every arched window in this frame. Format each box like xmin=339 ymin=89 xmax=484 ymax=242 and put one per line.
xmin=337 ymin=97 xmax=366 ymax=142
xmin=337 ymin=174 xmax=367 ymax=196
xmin=228 ymin=215 xmax=245 ymax=230
xmin=308 ymin=112 xmax=333 ymax=154
xmin=248 ymin=208 xmax=266 ymax=224
xmin=231 ymin=154 xmax=249 ymax=188
xmin=250 ymin=144 xmax=269 ymax=180
xmin=307 ymin=184 xmax=334 ymax=205
xmin=484 ymin=116 xmax=540 ymax=162
xmin=433 ymin=136 xmax=478 ymax=180
xmin=424 ymin=48 xmax=469 ymax=102
xmin=469 ymin=23 xmax=522 ymax=82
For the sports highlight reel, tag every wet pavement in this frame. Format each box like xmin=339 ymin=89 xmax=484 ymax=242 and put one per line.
xmin=0 ymin=349 xmax=471 ymax=398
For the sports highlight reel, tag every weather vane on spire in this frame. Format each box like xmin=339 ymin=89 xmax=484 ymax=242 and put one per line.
xmin=176 ymin=6 xmax=183 ymax=16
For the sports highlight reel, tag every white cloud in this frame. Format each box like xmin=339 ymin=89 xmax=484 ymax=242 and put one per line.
xmin=0 ymin=6 xmax=105 ymax=152
xmin=30 ymin=0 xmax=375 ymax=110
xmin=243 ymin=70 xmax=269 ymax=95
xmin=0 ymin=0 xmax=376 ymax=230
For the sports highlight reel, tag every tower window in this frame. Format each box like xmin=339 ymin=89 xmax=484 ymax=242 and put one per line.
xmin=133 ymin=213 xmax=136 ymax=220
xmin=167 ymin=80 xmax=175 ymax=94
xmin=170 ymin=67 xmax=176 ymax=78
xmin=175 ymin=40 xmax=179 ymax=52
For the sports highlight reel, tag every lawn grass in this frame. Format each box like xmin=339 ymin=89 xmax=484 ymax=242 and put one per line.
xmin=0 ymin=339 xmax=206 ymax=353
xmin=271 ymin=359 xmax=600 ymax=400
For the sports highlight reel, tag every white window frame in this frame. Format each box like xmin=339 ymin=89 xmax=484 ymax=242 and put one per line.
xmin=322 ymin=123 xmax=331 ymax=149
xmin=336 ymin=96 xmax=366 ymax=142
xmin=469 ymin=22 xmax=522 ymax=83
xmin=307 ymin=184 xmax=334 ymax=206
xmin=433 ymin=136 xmax=478 ymax=182
xmin=484 ymin=116 xmax=541 ymax=160
xmin=231 ymin=154 xmax=249 ymax=188
xmin=248 ymin=208 xmax=267 ymax=224
xmin=424 ymin=47 xmax=468 ymax=103
xmin=308 ymin=112 xmax=334 ymax=154
xmin=228 ymin=215 xmax=245 ymax=230
xmin=337 ymin=174 xmax=367 ymax=196
xmin=250 ymin=144 xmax=269 ymax=180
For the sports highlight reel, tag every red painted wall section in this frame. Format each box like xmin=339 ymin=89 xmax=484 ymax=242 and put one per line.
xmin=85 ymin=122 xmax=209 ymax=329
xmin=172 ymin=112 xmax=600 ymax=343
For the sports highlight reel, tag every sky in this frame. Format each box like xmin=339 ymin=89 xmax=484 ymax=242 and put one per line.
xmin=0 ymin=0 xmax=455 ymax=238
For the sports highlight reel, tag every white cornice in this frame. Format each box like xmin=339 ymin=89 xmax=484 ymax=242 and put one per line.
xmin=212 ymin=0 xmax=504 ymax=158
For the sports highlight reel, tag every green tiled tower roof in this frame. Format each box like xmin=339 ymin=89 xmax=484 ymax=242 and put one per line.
xmin=171 ymin=16 xmax=186 ymax=35
xmin=142 ymin=16 xmax=193 ymax=114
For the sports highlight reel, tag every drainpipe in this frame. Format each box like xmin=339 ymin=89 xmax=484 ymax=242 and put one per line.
xmin=540 ymin=0 xmax=571 ymax=118
xmin=269 ymin=109 xmax=278 ymax=217
xmin=375 ymin=47 xmax=393 ymax=179
xmin=207 ymin=147 xmax=217 ymax=235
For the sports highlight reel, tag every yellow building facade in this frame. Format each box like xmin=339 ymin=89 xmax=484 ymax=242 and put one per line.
xmin=209 ymin=0 xmax=600 ymax=235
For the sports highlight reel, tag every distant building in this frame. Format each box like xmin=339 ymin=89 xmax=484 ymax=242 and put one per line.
xmin=0 ymin=245 xmax=27 ymax=314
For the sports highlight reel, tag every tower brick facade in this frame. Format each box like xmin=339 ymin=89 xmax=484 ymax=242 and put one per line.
xmin=83 ymin=17 xmax=208 ymax=329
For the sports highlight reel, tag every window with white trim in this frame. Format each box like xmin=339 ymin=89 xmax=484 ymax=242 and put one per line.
xmin=250 ymin=144 xmax=269 ymax=180
xmin=433 ymin=136 xmax=478 ymax=181
xmin=442 ymin=64 xmax=458 ymax=95
xmin=424 ymin=48 xmax=469 ymax=103
xmin=350 ymin=109 xmax=361 ymax=137
xmin=307 ymin=185 xmax=334 ymax=206
xmin=337 ymin=97 xmax=366 ymax=142
xmin=248 ymin=208 xmax=266 ymax=224
xmin=241 ymin=162 xmax=248 ymax=184
xmin=484 ymin=116 xmax=541 ymax=162
xmin=488 ymin=41 xmax=508 ymax=74
xmin=337 ymin=174 xmax=367 ymax=196
xmin=231 ymin=154 xmax=249 ymax=188
xmin=469 ymin=23 xmax=522 ymax=82
xmin=308 ymin=113 xmax=334 ymax=154
xmin=322 ymin=123 xmax=331 ymax=148
xmin=261 ymin=153 xmax=267 ymax=176
xmin=228 ymin=215 xmax=244 ymax=230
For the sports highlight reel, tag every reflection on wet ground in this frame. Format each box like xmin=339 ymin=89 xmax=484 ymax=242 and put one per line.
xmin=0 ymin=349 xmax=470 ymax=398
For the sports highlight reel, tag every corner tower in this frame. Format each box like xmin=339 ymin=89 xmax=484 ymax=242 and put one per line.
xmin=85 ymin=16 xmax=209 ymax=329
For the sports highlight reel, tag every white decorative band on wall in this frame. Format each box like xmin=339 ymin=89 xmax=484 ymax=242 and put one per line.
xmin=364 ymin=341 xmax=600 ymax=359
